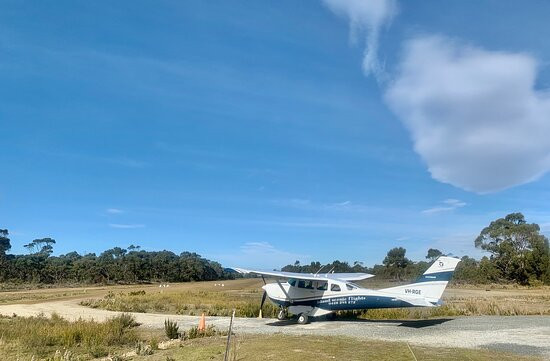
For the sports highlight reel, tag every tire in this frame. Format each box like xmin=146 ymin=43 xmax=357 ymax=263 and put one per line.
xmin=277 ymin=309 xmax=287 ymax=321
xmin=297 ymin=313 xmax=309 ymax=325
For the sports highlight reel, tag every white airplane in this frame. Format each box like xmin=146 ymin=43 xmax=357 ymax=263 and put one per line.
xmin=233 ymin=256 xmax=460 ymax=324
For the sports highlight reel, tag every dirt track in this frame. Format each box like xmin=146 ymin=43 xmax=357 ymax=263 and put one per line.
xmin=0 ymin=299 xmax=549 ymax=358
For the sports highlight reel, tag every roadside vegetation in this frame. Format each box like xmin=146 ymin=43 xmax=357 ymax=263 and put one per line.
xmin=0 ymin=313 xmax=140 ymax=359
xmin=0 ymin=315 xmax=542 ymax=360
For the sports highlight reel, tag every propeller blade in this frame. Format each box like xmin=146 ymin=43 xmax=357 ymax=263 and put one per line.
xmin=258 ymin=291 xmax=267 ymax=318
xmin=260 ymin=291 xmax=267 ymax=310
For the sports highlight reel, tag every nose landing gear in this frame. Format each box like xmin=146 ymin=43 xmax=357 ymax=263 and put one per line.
xmin=277 ymin=308 xmax=288 ymax=321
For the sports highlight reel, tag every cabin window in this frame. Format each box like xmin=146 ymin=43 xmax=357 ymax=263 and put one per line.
xmin=317 ymin=282 xmax=328 ymax=291
xmin=288 ymin=279 xmax=296 ymax=287
xmin=331 ymin=284 xmax=341 ymax=292
xmin=305 ymin=281 xmax=314 ymax=289
xmin=298 ymin=280 xmax=306 ymax=288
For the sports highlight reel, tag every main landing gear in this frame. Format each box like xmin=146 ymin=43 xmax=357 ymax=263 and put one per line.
xmin=278 ymin=307 xmax=311 ymax=324
xmin=297 ymin=313 xmax=309 ymax=325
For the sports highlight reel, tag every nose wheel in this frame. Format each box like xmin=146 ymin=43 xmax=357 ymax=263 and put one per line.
xmin=277 ymin=308 xmax=288 ymax=320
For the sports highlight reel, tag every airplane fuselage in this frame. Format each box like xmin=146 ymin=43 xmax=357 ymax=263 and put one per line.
xmin=263 ymin=280 xmax=423 ymax=316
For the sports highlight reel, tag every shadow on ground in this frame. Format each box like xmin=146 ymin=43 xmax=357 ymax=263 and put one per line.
xmin=266 ymin=317 xmax=453 ymax=329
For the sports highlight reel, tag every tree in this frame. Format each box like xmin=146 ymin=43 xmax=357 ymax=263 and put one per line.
xmin=475 ymin=212 xmax=550 ymax=284
xmin=0 ymin=229 xmax=11 ymax=281
xmin=383 ymin=247 xmax=410 ymax=281
xmin=426 ymin=248 xmax=443 ymax=262
xmin=0 ymin=229 xmax=10 ymax=256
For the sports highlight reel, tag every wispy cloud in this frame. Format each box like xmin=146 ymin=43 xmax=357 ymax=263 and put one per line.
xmin=46 ymin=151 xmax=147 ymax=169
xmin=322 ymin=0 xmax=397 ymax=80
xmin=422 ymin=199 xmax=467 ymax=215
xmin=272 ymin=198 xmax=375 ymax=213
xmin=106 ymin=208 xmax=124 ymax=214
xmin=109 ymin=223 xmax=145 ymax=229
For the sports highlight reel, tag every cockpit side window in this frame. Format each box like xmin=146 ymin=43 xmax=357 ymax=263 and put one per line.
xmin=317 ymin=282 xmax=328 ymax=291
xmin=330 ymin=284 xmax=341 ymax=292
xmin=288 ymin=278 xmax=297 ymax=287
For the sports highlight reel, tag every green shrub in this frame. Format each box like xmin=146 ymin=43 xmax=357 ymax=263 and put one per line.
xmin=182 ymin=324 xmax=226 ymax=340
xmin=164 ymin=319 xmax=180 ymax=339
xmin=0 ymin=313 xmax=139 ymax=357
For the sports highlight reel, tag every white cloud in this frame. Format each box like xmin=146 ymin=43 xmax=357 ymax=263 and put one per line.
xmin=106 ymin=208 xmax=123 ymax=214
xmin=422 ymin=198 xmax=467 ymax=214
xmin=109 ymin=223 xmax=145 ymax=229
xmin=386 ymin=35 xmax=550 ymax=193
xmin=443 ymin=199 xmax=467 ymax=207
xmin=322 ymin=0 xmax=397 ymax=79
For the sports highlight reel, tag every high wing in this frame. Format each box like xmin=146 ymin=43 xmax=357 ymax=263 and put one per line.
xmin=231 ymin=267 xmax=374 ymax=282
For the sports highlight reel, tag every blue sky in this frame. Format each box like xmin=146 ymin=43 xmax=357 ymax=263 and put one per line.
xmin=2 ymin=0 xmax=550 ymax=269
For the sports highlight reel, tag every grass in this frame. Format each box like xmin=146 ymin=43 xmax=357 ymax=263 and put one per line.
xmin=0 ymin=314 xmax=544 ymax=360
xmin=0 ymin=313 xmax=227 ymax=360
xmin=80 ymin=286 xmax=281 ymax=318
xmin=0 ymin=313 xmax=140 ymax=358
xmin=79 ymin=280 xmax=550 ymax=320
xmin=129 ymin=334 xmax=544 ymax=361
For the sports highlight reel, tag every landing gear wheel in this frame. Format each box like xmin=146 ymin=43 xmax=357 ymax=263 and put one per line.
xmin=297 ymin=313 xmax=309 ymax=325
xmin=277 ymin=309 xmax=287 ymax=321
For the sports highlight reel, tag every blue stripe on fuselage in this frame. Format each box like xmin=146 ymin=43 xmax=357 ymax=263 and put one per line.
xmin=268 ymin=295 xmax=415 ymax=310
xmin=415 ymin=270 xmax=454 ymax=282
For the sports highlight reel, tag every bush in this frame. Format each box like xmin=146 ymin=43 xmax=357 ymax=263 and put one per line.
xmin=0 ymin=313 xmax=139 ymax=357
xmin=182 ymin=324 xmax=226 ymax=340
xmin=164 ymin=319 xmax=180 ymax=339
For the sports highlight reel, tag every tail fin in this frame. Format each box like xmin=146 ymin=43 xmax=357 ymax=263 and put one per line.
xmin=380 ymin=256 xmax=461 ymax=304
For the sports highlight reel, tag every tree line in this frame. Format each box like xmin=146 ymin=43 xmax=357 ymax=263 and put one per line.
xmin=283 ymin=213 xmax=550 ymax=285
xmin=1 ymin=212 xmax=549 ymax=286
xmin=0 ymin=231 xmax=229 ymax=284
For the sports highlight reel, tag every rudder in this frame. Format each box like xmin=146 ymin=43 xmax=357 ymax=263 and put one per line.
xmin=380 ymin=256 xmax=461 ymax=303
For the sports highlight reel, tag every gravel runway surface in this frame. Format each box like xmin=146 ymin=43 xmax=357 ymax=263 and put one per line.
xmin=1 ymin=300 xmax=548 ymax=358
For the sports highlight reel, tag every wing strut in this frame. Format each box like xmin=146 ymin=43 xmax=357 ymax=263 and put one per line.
xmin=276 ymin=280 xmax=293 ymax=303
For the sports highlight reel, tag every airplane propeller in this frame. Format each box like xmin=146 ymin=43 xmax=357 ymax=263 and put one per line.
xmin=258 ymin=290 xmax=267 ymax=318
